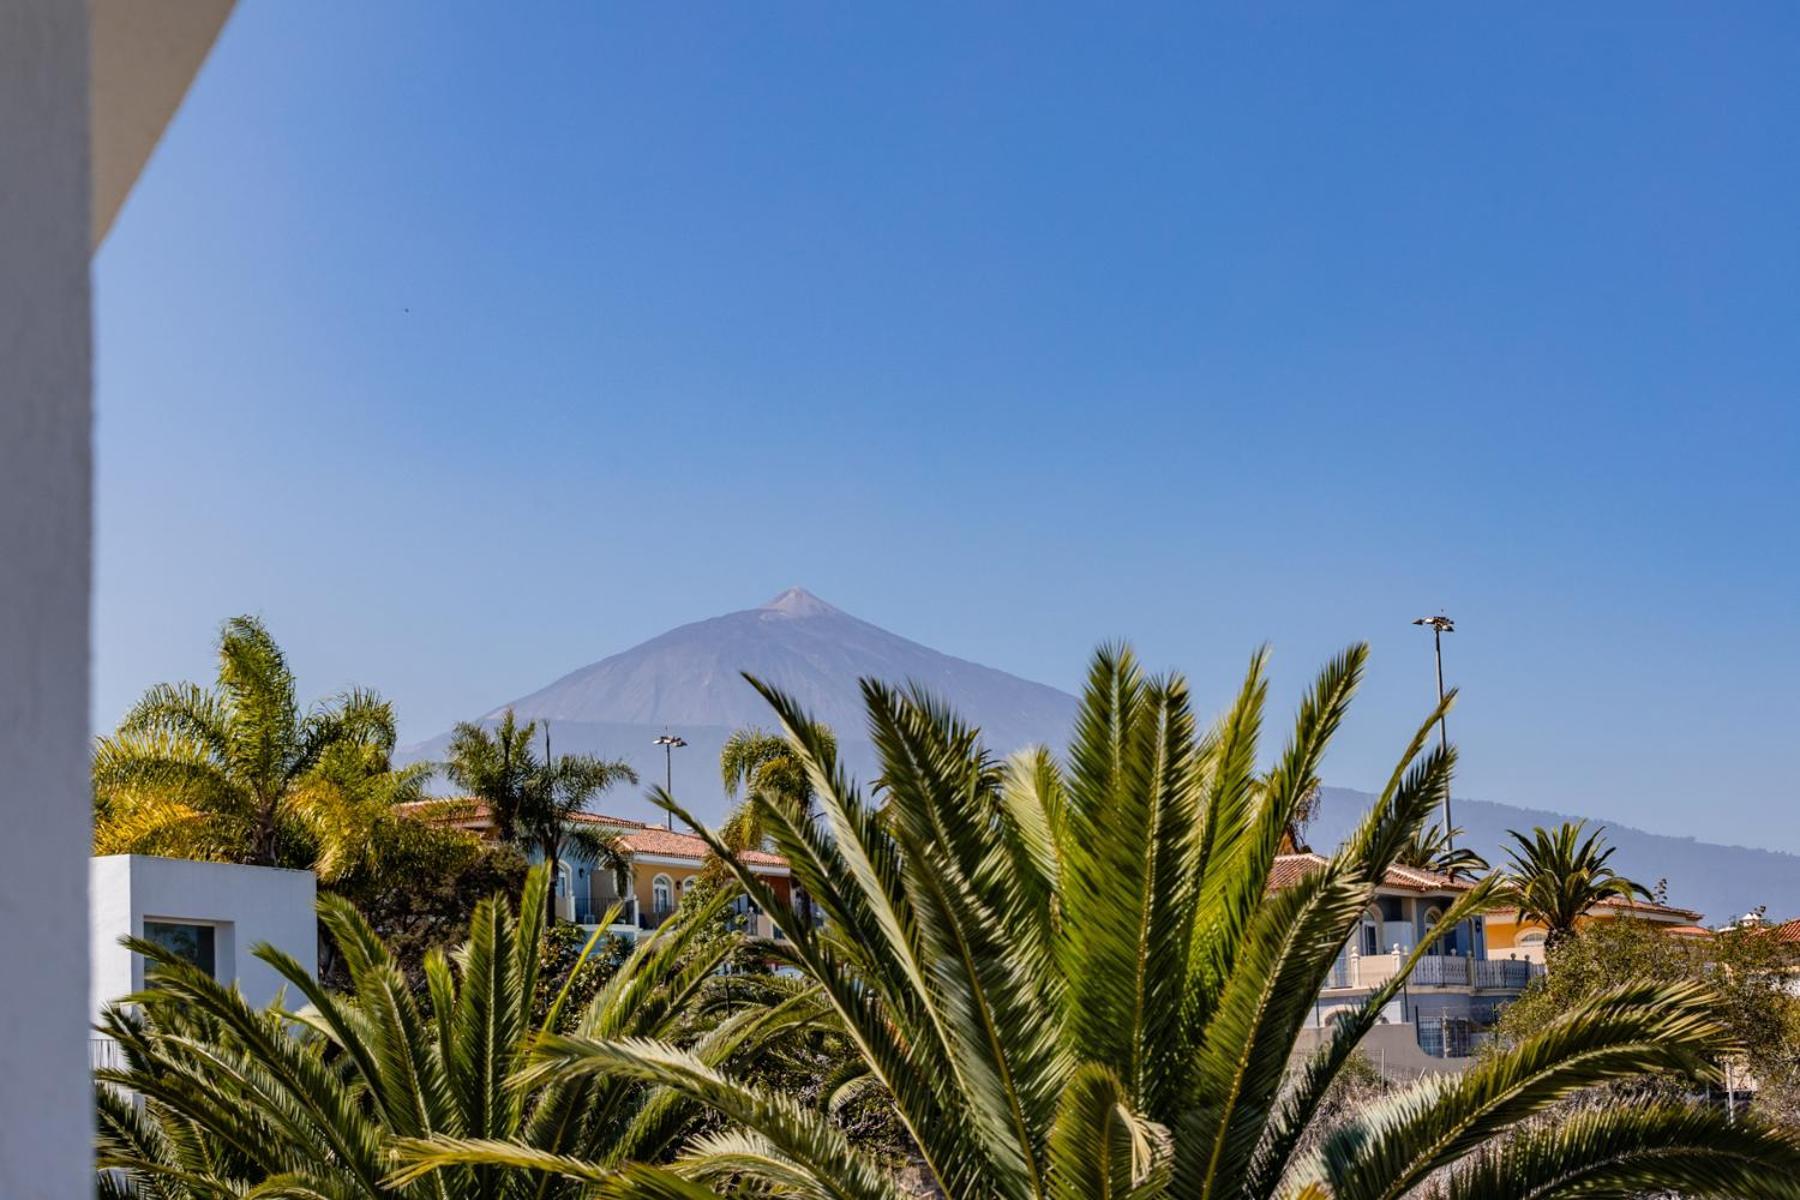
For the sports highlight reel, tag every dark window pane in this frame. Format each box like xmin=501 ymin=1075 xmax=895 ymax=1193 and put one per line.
xmin=144 ymin=921 xmax=216 ymax=977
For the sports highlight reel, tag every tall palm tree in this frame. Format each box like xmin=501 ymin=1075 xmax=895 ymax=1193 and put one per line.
xmin=95 ymin=867 xmax=813 ymax=1199
xmin=1502 ymin=820 xmax=1651 ymax=949
xmin=410 ymin=644 xmax=1800 ymax=1198
xmin=717 ymin=723 xmax=836 ymax=853
xmin=92 ymin=615 xmax=429 ymax=873
xmin=1395 ymin=822 xmax=1489 ymax=880
xmin=445 ymin=709 xmax=638 ymax=920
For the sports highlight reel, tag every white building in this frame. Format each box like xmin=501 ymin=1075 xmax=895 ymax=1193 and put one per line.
xmin=89 ymin=856 xmax=317 ymax=1018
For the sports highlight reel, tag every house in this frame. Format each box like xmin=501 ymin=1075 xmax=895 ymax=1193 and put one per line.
xmin=1275 ymin=853 xmax=1543 ymax=1068
xmin=1484 ymin=894 xmax=1708 ymax=964
xmin=401 ymin=800 xmax=794 ymax=940
xmin=89 ymin=855 xmax=318 ymax=1074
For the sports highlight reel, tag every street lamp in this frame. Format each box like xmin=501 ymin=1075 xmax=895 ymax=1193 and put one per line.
xmin=1411 ymin=614 xmax=1455 ymax=845
xmin=653 ymin=734 xmax=687 ymax=830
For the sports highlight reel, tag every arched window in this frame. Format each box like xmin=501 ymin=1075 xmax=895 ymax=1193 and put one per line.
xmin=652 ymin=874 xmax=674 ymax=914
xmin=1360 ymin=906 xmax=1381 ymax=956
xmin=1517 ymin=930 xmax=1546 ymax=948
xmin=555 ymin=863 xmax=571 ymax=898
xmin=1422 ymin=906 xmax=1446 ymax=952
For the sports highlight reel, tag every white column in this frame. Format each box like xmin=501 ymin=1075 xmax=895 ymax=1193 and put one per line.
xmin=0 ymin=1 xmax=94 ymax=1195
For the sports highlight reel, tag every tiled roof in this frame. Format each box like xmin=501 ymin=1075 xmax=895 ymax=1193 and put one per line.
xmin=1587 ymin=895 xmax=1705 ymax=922
xmin=1268 ymin=853 xmax=1470 ymax=895
xmin=397 ymin=798 xmax=650 ymax=830
xmin=1666 ymin=924 xmax=1714 ymax=938
xmin=1766 ymin=919 xmax=1800 ymax=944
xmin=397 ymin=798 xmax=787 ymax=869
xmin=618 ymin=826 xmax=787 ymax=869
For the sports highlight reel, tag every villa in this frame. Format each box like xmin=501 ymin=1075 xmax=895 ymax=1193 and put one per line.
xmin=1485 ymin=893 xmax=1709 ymax=963
xmin=1275 ymin=853 xmax=1543 ymax=1067
xmin=402 ymin=800 xmax=796 ymax=939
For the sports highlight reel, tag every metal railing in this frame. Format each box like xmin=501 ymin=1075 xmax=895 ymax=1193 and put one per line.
xmin=1473 ymin=959 xmax=1543 ymax=990
xmin=1415 ymin=1017 xmax=1494 ymax=1059
xmin=570 ymin=896 xmax=639 ymax=928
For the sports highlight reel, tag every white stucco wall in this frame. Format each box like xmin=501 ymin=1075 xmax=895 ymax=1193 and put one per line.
xmin=90 ymin=856 xmax=317 ymax=1016
xmin=1 ymin=2 xmax=93 ymax=1196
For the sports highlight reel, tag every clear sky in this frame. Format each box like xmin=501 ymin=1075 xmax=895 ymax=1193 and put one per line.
xmin=94 ymin=4 xmax=1798 ymax=849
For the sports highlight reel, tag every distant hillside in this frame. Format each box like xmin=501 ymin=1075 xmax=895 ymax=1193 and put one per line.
xmin=403 ymin=588 xmax=1799 ymax=923
xmin=401 ymin=587 xmax=1079 ymax=822
xmin=1307 ymin=786 xmax=1800 ymax=926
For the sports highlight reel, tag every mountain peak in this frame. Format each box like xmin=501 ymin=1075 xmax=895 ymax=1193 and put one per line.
xmin=758 ymin=587 xmax=841 ymax=618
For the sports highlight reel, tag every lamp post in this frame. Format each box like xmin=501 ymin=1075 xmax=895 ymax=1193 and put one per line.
xmin=1411 ymin=614 xmax=1455 ymax=845
xmin=653 ymin=734 xmax=687 ymax=830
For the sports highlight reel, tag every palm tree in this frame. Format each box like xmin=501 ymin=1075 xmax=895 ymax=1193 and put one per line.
xmin=1395 ymin=821 xmax=1489 ymax=880
xmin=1502 ymin=820 xmax=1652 ymax=949
xmin=410 ymin=644 xmax=1800 ymax=1198
xmin=95 ymin=867 xmax=811 ymax=1199
xmin=445 ymin=709 xmax=638 ymax=921
xmin=92 ymin=615 xmax=429 ymax=873
xmin=717 ymin=723 xmax=836 ymax=853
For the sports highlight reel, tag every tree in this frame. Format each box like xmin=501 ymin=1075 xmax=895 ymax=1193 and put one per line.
xmin=1496 ymin=917 xmax=1800 ymax=1127
xmin=92 ymin=615 xmax=431 ymax=874
xmin=445 ymin=708 xmax=638 ymax=922
xmin=1502 ymin=820 xmax=1651 ymax=949
xmin=1395 ymin=821 xmax=1489 ymax=880
xmin=717 ymin=723 xmax=836 ymax=930
xmin=412 ymin=644 xmax=1800 ymax=1198
xmin=95 ymin=868 xmax=811 ymax=1200
xmin=717 ymin=723 xmax=837 ymax=853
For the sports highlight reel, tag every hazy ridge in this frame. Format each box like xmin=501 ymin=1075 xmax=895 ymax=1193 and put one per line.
xmin=403 ymin=588 xmax=1799 ymax=922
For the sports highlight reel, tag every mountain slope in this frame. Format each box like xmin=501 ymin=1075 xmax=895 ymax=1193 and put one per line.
xmin=1307 ymin=786 xmax=1797 ymax=927
xmin=494 ymin=587 xmax=1076 ymax=751
xmin=405 ymin=589 xmax=1800 ymax=921
xmin=402 ymin=588 xmax=1079 ymax=819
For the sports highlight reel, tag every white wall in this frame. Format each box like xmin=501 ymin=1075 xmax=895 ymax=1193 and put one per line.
xmin=90 ymin=856 xmax=317 ymax=1016
xmin=0 ymin=1 xmax=93 ymax=1196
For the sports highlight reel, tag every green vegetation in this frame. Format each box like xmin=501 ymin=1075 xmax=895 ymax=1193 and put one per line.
xmin=1497 ymin=916 xmax=1800 ymax=1125
xmin=94 ymin=636 xmax=1800 ymax=1197
xmin=717 ymin=723 xmax=836 ymax=854
xmin=1501 ymin=820 xmax=1651 ymax=949
xmin=445 ymin=708 xmax=638 ymax=920
xmin=400 ymin=644 xmax=1800 ymax=1197
xmin=93 ymin=615 xmax=431 ymax=875
xmin=1394 ymin=821 xmax=1489 ymax=879
xmin=95 ymin=868 xmax=810 ymax=1199
xmin=92 ymin=616 xmax=526 ymax=981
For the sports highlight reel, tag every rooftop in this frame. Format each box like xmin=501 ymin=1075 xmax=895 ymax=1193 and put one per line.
xmin=1268 ymin=853 xmax=1471 ymax=895
xmin=396 ymin=797 xmax=788 ymax=869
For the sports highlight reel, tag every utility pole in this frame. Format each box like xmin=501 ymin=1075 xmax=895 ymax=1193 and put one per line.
xmin=653 ymin=733 xmax=687 ymax=830
xmin=1412 ymin=614 xmax=1455 ymax=846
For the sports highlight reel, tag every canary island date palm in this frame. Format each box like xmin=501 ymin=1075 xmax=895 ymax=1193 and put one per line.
xmin=445 ymin=710 xmax=638 ymax=919
xmin=1394 ymin=822 xmax=1489 ymax=881
xmin=1502 ymin=820 xmax=1651 ymax=950
xmin=413 ymin=643 xmax=1800 ymax=1199
xmin=718 ymin=724 xmax=835 ymax=854
xmin=94 ymin=866 xmax=815 ymax=1200
xmin=92 ymin=614 xmax=430 ymax=874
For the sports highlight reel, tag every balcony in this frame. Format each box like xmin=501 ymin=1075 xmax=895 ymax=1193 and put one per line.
xmin=1327 ymin=952 xmax=1544 ymax=994
xmin=568 ymin=896 xmax=641 ymax=930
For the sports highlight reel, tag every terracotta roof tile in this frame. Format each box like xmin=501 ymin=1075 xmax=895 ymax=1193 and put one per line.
xmin=1267 ymin=853 xmax=1470 ymax=895
xmin=617 ymin=826 xmax=786 ymax=868
xmin=397 ymin=798 xmax=787 ymax=869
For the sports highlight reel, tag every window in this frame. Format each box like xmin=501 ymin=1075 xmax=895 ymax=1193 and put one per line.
xmin=1517 ymin=931 xmax=1546 ymax=948
xmin=652 ymin=874 xmax=674 ymax=914
xmin=143 ymin=921 xmax=216 ymax=978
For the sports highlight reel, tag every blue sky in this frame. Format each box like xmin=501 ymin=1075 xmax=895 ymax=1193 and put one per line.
xmin=95 ymin=4 xmax=1798 ymax=849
